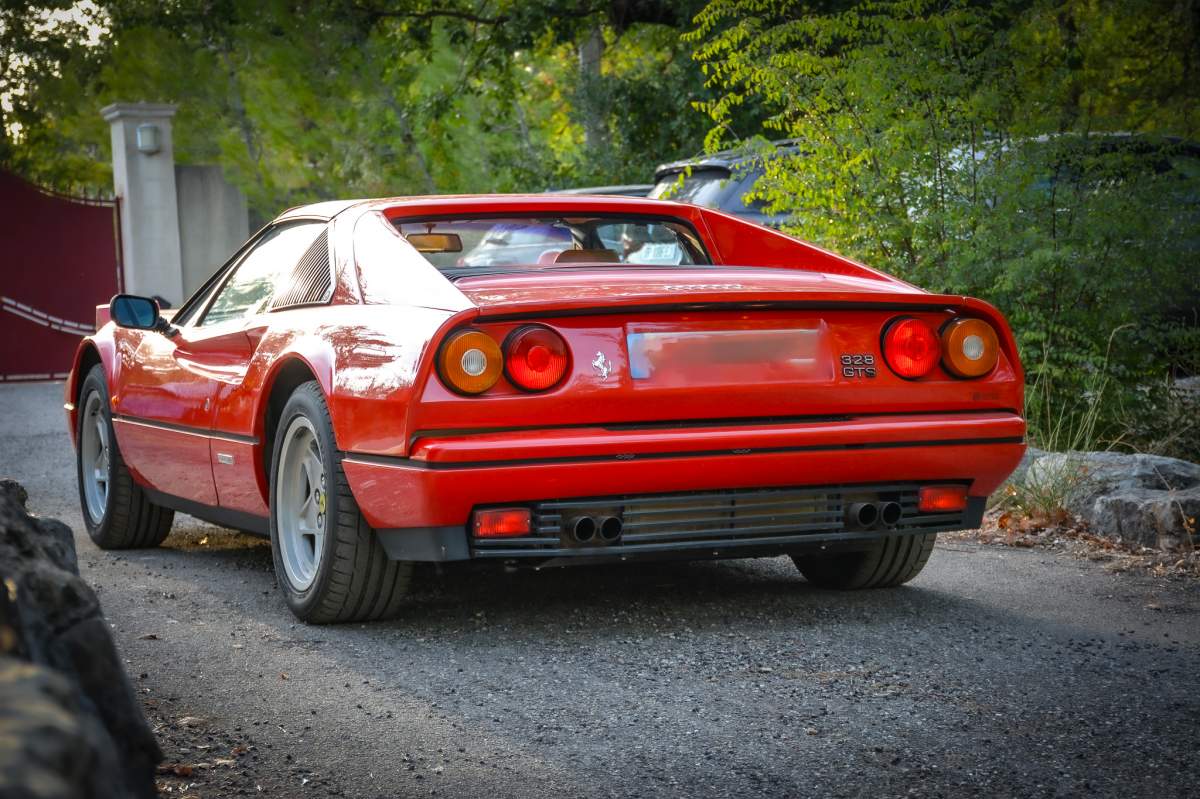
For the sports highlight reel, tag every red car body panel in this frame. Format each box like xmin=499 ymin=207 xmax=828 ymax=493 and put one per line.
xmin=66 ymin=195 xmax=1025 ymax=556
xmin=344 ymin=437 xmax=1024 ymax=531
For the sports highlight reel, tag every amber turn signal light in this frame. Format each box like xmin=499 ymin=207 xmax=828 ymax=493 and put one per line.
xmin=473 ymin=507 xmax=532 ymax=538
xmin=918 ymin=485 xmax=968 ymax=513
xmin=438 ymin=329 xmax=503 ymax=394
xmin=940 ymin=318 xmax=999 ymax=378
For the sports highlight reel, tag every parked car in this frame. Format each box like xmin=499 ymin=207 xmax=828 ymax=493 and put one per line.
xmin=66 ymin=194 xmax=1026 ymax=623
xmin=650 ymin=141 xmax=800 ymax=227
xmin=550 ymin=184 xmax=653 ymax=198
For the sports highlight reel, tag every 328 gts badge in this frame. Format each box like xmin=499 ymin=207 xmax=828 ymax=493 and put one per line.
xmin=840 ymin=353 xmax=877 ymax=378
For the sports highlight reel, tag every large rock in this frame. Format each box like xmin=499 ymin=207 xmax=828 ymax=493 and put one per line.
xmin=1005 ymin=445 xmax=1049 ymax=488
xmin=0 ymin=657 xmax=127 ymax=799
xmin=1027 ymin=451 xmax=1200 ymax=549
xmin=1175 ymin=375 xmax=1200 ymax=396
xmin=0 ymin=479 xmax=161 ymax=799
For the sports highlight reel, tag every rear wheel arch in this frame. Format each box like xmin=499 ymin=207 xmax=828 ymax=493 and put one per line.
xmin=260 ymin=358 xmax=324 ymax=498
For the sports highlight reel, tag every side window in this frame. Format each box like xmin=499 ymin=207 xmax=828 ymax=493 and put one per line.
xmin=199 ymin=222 xmax=325 ymax=326
xmin=171 ymin=236 xmax=259 ymax=328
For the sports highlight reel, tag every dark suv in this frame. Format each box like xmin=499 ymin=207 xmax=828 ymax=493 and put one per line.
xmin=650 ymin=141 xmax=800 ymax=228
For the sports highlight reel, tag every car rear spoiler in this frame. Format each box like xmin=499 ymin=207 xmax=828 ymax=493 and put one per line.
xmin=470 ymin=289 xmax=968 ymax=320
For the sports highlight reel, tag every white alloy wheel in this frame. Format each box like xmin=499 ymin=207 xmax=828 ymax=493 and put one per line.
xmin=275 ymin=415 xmax=327 ymax=590
xmin=80 ymin=389 xmax=111 ymax=524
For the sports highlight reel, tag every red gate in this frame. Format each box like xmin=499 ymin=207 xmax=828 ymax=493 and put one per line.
xmin=0 ymin=169 xmax=122 ymax=381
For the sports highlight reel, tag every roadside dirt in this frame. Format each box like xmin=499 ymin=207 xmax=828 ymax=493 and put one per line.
xmin=945 ymin=508 xmax=1200 ymax=580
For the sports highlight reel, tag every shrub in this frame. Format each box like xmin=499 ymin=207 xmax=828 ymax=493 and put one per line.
xmin=690 ymin=0 xmax=1200 ymax=455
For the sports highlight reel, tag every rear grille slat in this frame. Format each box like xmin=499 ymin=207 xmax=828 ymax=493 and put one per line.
xmin=901 ymin=513 xmax=962 ymax=526
xmin=471 ymin=482 xmax=970 ymax=556
xmin=622 ymin=499 xmax=839 ymax=518
xmin=537 ymin=486 xmax=845 ymax=510
xmin=623 ymin=520 xmax=846 ymax=544
xmin=473 ymin=536 xmax=560 ymax=547
xmin=623 ymin=511 xmax=842 ymax=532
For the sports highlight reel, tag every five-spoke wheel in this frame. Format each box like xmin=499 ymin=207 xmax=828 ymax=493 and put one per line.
xmin=75 ymin=364 xmax=174 ymax=549
xmin=268 ymin=381 xmax=411 ymax=623
xmin=79 ymin=389 xmax=111 ymax=525
xmin=275 ymin=416 xmax=327 ymax=590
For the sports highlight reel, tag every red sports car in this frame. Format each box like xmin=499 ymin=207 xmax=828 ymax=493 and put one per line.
xmin=65 ymin=195 xmax=1025 ymax=623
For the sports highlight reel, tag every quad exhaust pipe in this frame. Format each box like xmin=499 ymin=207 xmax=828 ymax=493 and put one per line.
xmin=598 ymin=516 xmax=623 ymax=542
xmin=846 ymin=502 xmax=879 ymax=530
xmin=571 ymin=516 xmax=597 ymax=543
xmin=845 ymin=501 xmax=903 ymax=530
xmin=568 ymin=515 xmax=623 ymax=544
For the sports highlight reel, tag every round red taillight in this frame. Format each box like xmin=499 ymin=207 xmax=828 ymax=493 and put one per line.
xmin=504 ymin=325 xmax=569 ymax=391
xmin=882 ymin=317 xmax=941 ymax=379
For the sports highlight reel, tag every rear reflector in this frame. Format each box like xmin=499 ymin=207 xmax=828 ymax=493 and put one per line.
xmin=473 ymin=508 xmax=532 ymax=538
xmin=918 ymin=485 xmax=968 ymax=513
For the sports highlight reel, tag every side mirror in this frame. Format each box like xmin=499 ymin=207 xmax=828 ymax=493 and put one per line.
xmin=110 ymin=294 xmax=176 ymax=336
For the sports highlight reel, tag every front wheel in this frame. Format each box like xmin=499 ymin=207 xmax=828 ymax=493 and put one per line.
xmin=269 ymin=381 xmax=412 ymax=623
xmin=76 ymin=365 xmax=174 ymax=549
xmin=792 ymin=533 xmax=937 ymax=589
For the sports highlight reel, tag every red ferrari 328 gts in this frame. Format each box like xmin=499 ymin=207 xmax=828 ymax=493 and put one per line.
xmin=65 ymin=195 xmax=1025 ymax=622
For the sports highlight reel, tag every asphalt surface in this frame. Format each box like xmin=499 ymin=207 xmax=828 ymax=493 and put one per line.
xmin=2 ymin=381 xmax=1198 ymax=798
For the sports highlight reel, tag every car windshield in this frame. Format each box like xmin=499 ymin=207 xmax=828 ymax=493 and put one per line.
xmin=395 ymin=216 xmax=710 ymax=273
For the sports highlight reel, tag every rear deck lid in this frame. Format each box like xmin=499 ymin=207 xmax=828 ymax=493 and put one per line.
xmin=453 ymin=267 xmax=944 ymax=317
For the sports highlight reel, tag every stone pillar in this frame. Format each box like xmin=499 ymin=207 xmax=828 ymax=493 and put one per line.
xmin=101 ymin=103 xmax=184 ymax=305
xmin=175 ymin=165 xmax=249 ymax=296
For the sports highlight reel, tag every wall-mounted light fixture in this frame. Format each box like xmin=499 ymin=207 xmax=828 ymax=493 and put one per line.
xmin=136 ymin=123 xmax=161 ymax=155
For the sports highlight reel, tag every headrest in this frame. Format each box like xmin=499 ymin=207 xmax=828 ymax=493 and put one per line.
xmin=554 ymin=248 xmax=620 ymax=264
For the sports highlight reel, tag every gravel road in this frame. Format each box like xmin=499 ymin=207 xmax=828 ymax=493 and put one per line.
xmin=2 ymin=381 xmax=1197 ymax=798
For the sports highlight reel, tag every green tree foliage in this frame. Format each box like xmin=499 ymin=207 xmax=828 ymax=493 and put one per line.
xmin=5 ymin=0 xmax=1197 ymax=455
xmin=0 ymin=0 xmax=724 ymax=213
xmin=691 ymin=0 xmax=1200 ymax=455
xmin=0 ymin=0 xmax=112 ymax=189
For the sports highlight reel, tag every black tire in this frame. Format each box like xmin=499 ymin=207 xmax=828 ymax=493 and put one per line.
xmin=268 ymin=381 xmax=412 ymax=624
xmin=792 ymin=533 xmax=937 ymax=589
xmin=75 ymin=365 xmax=174 ymax=549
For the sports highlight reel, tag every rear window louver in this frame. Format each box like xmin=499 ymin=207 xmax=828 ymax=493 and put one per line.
xmin=271 ymin=228 xmax=332 ymax=310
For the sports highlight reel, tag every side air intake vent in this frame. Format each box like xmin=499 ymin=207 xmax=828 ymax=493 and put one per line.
xmin=271 ymin=228 xmax=332 ymax=310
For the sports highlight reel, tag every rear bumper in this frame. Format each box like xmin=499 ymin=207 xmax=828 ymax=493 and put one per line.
xmin=386 ymin=485 xmax=985 ymax=566
xmin=342 ymin=411 xmax=1024 ymax=560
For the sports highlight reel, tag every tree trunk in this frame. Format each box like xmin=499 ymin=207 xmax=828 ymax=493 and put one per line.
xmin=578 ymin=24 xmax=608 ymax=153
